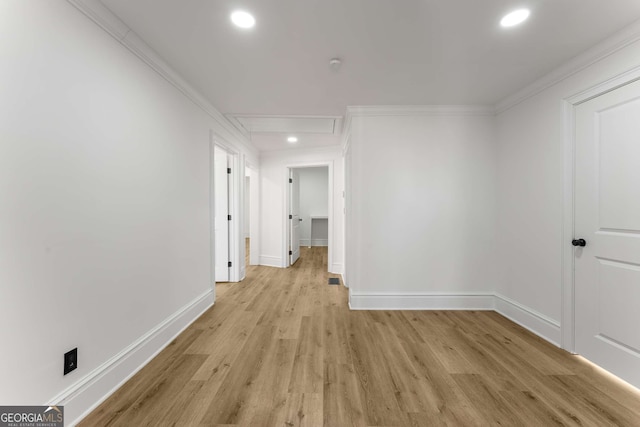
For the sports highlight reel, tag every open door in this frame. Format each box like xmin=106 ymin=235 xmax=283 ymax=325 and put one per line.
xmin=289 ymin=169 xmax=301 ymax=265
xmin=214 ymin=146 xmax=230 ymax=281
xmin=574 ymin=78 xmax=640 ymax=389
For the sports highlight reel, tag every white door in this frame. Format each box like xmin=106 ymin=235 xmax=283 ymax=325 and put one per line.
xmin=214 ymin=146 xmax=230 ymax=282
xmin=574 ymin=78 xmax=640 ymax=389
xmin=289 ymin=169 xmax=301 ymax=265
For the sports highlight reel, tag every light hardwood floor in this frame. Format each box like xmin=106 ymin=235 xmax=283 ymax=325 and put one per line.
xmin=81 ymin=247 xmax=640 ymax=426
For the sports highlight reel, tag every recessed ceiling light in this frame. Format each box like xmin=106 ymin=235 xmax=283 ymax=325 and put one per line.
xmin=231 ymin=10 xmax=255 ymax=29
xmin=287 ymin=136 xmax=298 ymax=143
xmin=500 ymin=9 xmax=530 ymax=28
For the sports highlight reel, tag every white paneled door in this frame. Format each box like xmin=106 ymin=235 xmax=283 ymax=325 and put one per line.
xmin=214 ymin=146 xmax=230 ymax=282
xmin=289 ymin=169 xmax=301 ymax=265
xmin=574 ymin=79 xmax=640 ymax=388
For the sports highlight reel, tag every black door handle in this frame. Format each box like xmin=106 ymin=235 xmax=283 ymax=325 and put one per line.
xmin=572 ymin=239 xmax=586 ymax=247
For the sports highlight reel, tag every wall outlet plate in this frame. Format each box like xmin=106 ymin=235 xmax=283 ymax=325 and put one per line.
xmin=64 ymin=348 xmax=77 ymax=375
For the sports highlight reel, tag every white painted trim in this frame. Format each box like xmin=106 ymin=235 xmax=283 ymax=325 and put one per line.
xmin=259 ymin=145 xmax=342 ymax=160
xmin=52 ymin=290 xmax=214 ymax=426
xmin=566 ymin=64 xmax=640 ymax=105
xmin=347 ymin=291 xmax=561 ymax=346
xmin=65 ymin=0 xmax=258 ymax=165
xmin=346 ymin=105 xmax=496 ymax=117
xmin=300 ymin=238 xmax=329 ymax=247
xmin=561 ymin=100 xmax=576 ymax=353
xmin=284 ymin=162 xmax=334 ymax=273
xmin=227 ymin=113 xmax=344 ymax=119
xmin=247 ymin=166 xmax=260 ymax=267
xmin=348 ymin=291 xmax=495 ymax=311
xmin=208 ymin=135 xmax=216 ymax=297
xmin=331 ymin=263 xmax=344 ymax=276
xmin=496 ymin=19 xmax=640 ymax=113
xmin=494 ymin=293 xmax=562 ymax=347
xmin=212 ymin=141 xmax=241 ymax=283
xmin=561 ymin=63 xmax=640 ymax=353
xmin=259 ymin=255 xmax=282 ymax=268
xmin=223 ymin=115 xmax=250 ymax=139
xmin=341 ymin=112 xmax=352 ymax=154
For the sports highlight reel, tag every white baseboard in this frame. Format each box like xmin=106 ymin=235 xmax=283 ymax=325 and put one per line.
xmin=259 ymin=255 xmax=282 ymax=268
xmin=51 ymin=289 xmax=214 ymax=426
xmin=300 ymin=238 xmax=328 ymax=247
xmin=349 ymin=291 xmax=495 ymax=310
xmin=347 ymin=290 xmax=561 ymax=346
xmin=339 ymin=273 xmax=347 ymax=288
xmin=494 ymin=293 xmax=561 ymax=347
xmin=330 ymin=263 xmax=344 ymax=275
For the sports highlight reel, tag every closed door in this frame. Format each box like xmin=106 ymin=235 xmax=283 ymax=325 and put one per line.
xmin=289 ymin=169 xmax=300 ymax=265
xmin=574 ymin=78 xmax=640 ymax=388
xmin=214 ymin=146 xmax=230 ymax=282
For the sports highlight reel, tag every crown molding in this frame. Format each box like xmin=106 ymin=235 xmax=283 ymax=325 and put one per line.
xmin=226 ymin=113 xmax=343 ymax=120
xmin=259 ymin=144 xmax=342 ymax=160
xmin=223 ymin=115 xmax=251 ymax=139
xmin=496 ymin=18 xmax=640 ymax=114
xmin=346 ymin=105 xmax=496 ymax=117
xmin=66 ymin=0 xmax=258 ymax=160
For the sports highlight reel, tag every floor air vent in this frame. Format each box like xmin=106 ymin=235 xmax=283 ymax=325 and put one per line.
xmin=328 ymin=278 xmax=340 ymax=285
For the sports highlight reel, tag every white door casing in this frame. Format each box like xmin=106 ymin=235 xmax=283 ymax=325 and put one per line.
xmin=289 ymin=169 xmax=301 ymax=266
xmin=214 ymin=145 xmax=230 ymax=282
xmin=574 ymin=78 xmax=640 ymax=389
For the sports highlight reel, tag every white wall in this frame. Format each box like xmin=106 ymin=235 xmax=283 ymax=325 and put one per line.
xmin=297 ymin=167 xmax=329 ymax=246
xmin=259 ymin=146 xmax=344 ymax=273
xmin=346 ymin=112 xmax=497 ymax=308
xmin=0 ymin=1 xmax=256 ymax=424
xmin=495 ymin=28 xmax=640 ymax=343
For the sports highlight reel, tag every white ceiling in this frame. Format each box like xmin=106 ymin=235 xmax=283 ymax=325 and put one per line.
xmin=100 ymin=0 xmax=640 ymax=149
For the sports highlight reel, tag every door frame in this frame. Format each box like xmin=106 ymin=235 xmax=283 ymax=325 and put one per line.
xmin=210 ymin=131 xmax=241 ymax=283
xmin=245 ymin=162 xmax=260 ymax=269
xmin=561 ymin=65 xmax=640 ymax=353
xmin=283 ymin=162 xmax=334 ymax=270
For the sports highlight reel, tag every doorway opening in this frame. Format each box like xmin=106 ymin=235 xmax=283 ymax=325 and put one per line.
xmin=286 ymin=165 xmax=331 ymax=270
xmin=213 ymin=145 xmax=231 ymax=282
xmin=244 ymin=163 xmax=259 ymax=274
xmin=211 ymin=139 xmax=240 ymax=286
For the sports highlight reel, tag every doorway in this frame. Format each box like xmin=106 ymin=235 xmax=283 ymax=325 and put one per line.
xmin=211 ymin=138 xmax=241 ymax=285
xmin=568 ymin=76 xmax=640 ymax=389
xmin=286 ymin=165 xmax=331 ymax=269
xmin=213 ymin=145 xmax=231 ymax=282
xmin=243 ymin=164 xmax=259 ymax=272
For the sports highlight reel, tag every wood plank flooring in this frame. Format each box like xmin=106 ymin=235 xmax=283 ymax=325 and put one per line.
xmin=80 ymin=247 xmax=640 ymax=426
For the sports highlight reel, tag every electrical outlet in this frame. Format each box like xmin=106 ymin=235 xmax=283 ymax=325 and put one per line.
xmin=64 ymin=348 xmax=77 ymax=375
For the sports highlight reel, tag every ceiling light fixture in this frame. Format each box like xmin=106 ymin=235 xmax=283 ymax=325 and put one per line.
xmin=231 ymin=10 xmax=255 ymax=29
xmin=500 ymin=9 xmax=530 ymax=28
xmin=287 ymin=136 xmax=298 ymax=143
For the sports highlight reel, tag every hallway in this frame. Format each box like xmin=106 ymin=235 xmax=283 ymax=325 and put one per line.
xmin=81 ymin=247 xmax=640 ymax=426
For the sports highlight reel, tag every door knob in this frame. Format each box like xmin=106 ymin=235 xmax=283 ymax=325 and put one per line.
xmin=572 ymin=239 xmax=586 ymax=247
